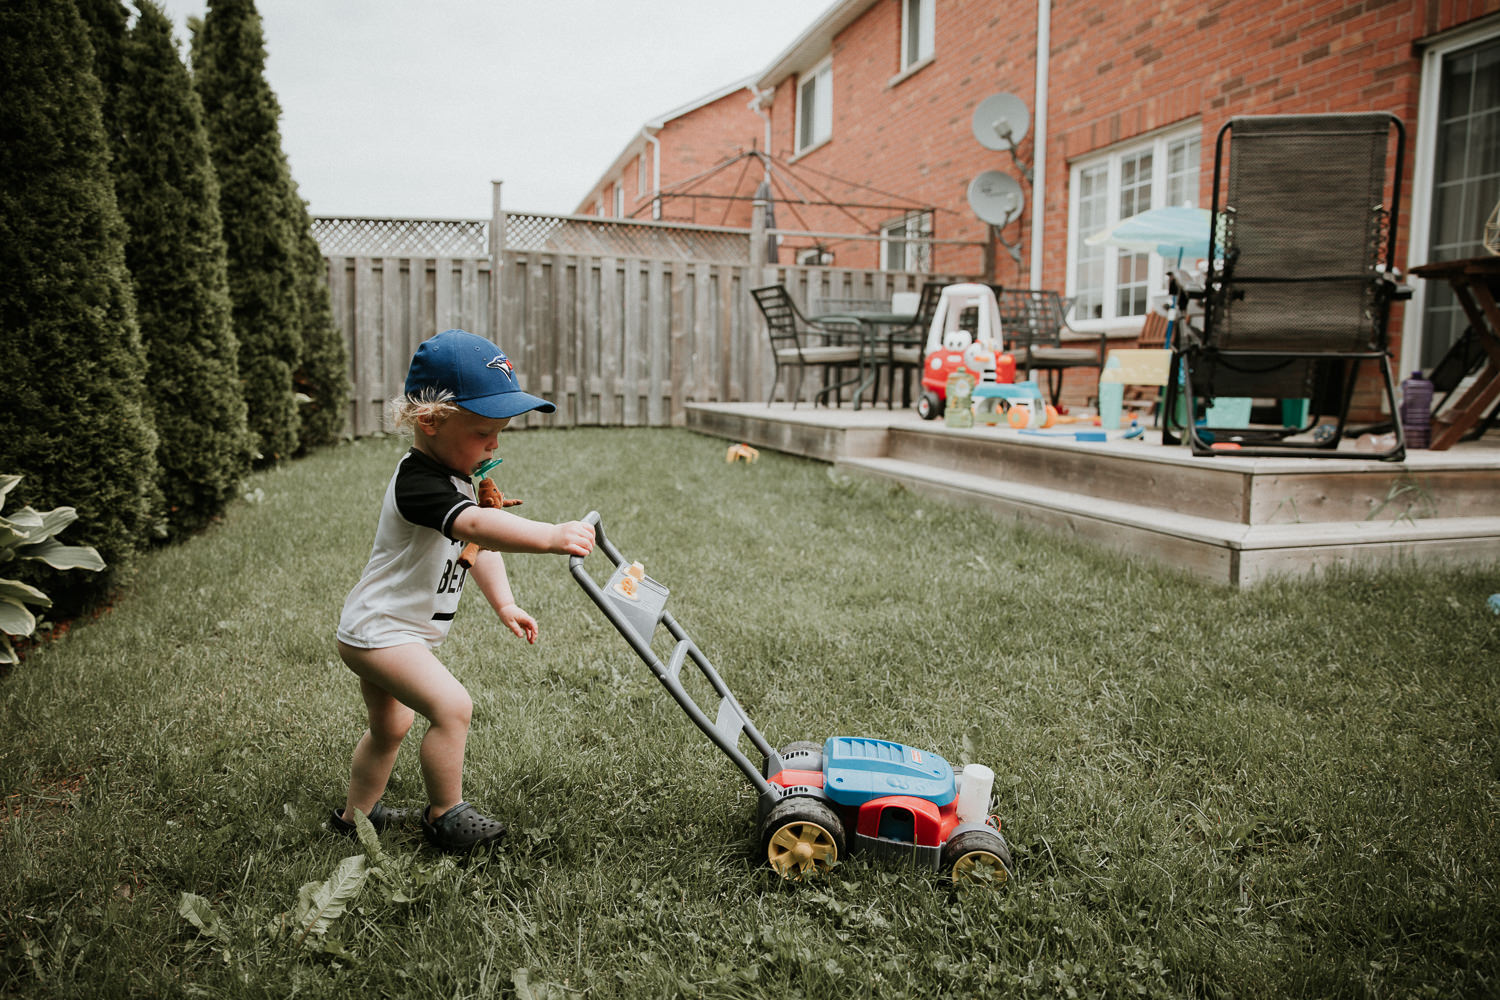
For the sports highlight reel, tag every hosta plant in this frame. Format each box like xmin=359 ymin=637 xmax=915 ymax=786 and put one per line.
xmin=0 ymin=474 xmax=105 ymax=665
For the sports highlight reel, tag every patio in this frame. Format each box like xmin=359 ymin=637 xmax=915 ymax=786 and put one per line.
xmin=685 ymin=401 xmax=1500 ymax=587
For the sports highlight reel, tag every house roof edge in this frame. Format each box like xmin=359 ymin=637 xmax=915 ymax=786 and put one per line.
xmin=753 ymin=0 xmax=876 ymax=90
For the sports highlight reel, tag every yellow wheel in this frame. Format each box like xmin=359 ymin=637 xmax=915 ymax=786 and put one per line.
xmin=943 ymin=829 xmax=1013 ymax=886
xmin=760 ymin=797 xmax=844 ymax=881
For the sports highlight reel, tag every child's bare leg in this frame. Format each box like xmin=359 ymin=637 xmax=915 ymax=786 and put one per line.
xmin=341 ymin=676 xmax=416 ymax=820
xmin=337 ymin=641 xmax=473 ymax=820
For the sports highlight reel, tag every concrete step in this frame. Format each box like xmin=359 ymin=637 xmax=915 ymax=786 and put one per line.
xmin=684 ymin=401 xmax=1500 ymax=586
xmin=884 ymin=424 xmax=1500 ymax=525
xmin=837 ymin=454 xmax=1500 ymax=586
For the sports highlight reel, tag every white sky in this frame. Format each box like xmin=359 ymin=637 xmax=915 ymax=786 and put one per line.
xmin=152 ymin=0 xmax=826 ymax=219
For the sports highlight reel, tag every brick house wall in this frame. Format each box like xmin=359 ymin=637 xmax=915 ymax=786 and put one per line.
xmin=753 ymin=0 xmax=1498 ymax=411
xmin=576 ymin=0 xmax=1499 ymax=412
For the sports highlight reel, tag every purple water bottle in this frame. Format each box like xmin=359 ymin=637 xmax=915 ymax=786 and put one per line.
xmin=1400 ymin=370 xmax=1433 ymax=449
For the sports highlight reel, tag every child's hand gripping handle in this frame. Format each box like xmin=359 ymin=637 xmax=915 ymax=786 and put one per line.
xmin=457 ymin=477 xmax=522 ymax=568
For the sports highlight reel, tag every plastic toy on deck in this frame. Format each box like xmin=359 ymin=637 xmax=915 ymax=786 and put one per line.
xmin=973 ymin=379 xmax=1050 ymax=428
xmin=917 ymin=283 xmax=1016 ymax=421
xmin=569 ymin=512 xmax=1013 ymax=884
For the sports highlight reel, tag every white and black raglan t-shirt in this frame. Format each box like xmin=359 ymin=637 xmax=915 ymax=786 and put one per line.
xmin=337 ymin=449 xmax=477 ymax=650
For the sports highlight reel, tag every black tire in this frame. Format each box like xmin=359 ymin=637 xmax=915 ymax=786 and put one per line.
xmin=917 ymin=390 xmax=943 ymax=420
xmin=760 ymin=797 xmax=845 ymax=881
xmin=942 ymin=828 xmax=1013 ymax=885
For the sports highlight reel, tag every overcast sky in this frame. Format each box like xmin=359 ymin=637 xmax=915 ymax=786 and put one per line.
xmin=152 ymin=0 xmax=826 ymax=219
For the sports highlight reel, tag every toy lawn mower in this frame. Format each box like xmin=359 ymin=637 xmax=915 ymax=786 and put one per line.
xmin=569 ymin=511 xmax=1013 ymax=884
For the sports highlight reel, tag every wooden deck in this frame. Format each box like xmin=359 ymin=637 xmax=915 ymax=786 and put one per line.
xmin=684 ymin=401 xmax=1500 ymax=587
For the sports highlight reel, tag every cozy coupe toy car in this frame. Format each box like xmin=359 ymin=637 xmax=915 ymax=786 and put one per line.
xmin=569 ymin=512 xmax=1013 ymax=883
xmin=917 ymin=282 xmax=1016 ymax=421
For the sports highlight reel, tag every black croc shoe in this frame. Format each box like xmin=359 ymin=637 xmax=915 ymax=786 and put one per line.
xmin=421 ymin=802 xmax=506 ymax=853
xmin=328 ymin=801 xmax=414 ymax=838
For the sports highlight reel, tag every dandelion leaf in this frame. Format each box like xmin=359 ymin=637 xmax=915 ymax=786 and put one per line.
xmin=293 ymin=853 xmax=367 ymax=945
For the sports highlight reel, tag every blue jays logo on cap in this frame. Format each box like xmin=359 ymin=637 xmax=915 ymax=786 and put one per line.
xmin=404 ymin=329 xmax=555 ymax=419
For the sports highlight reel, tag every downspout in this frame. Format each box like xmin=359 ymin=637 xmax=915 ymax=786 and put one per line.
xmin=640 ymin=127 xmax=661 ymax=220
xmin=747 ymin=85 xmax=774 ymax=182
xmin=1029 ymin=0 xmax=1050 ymax=288
xmin=747 ymin=85 xmax=777 ymax=268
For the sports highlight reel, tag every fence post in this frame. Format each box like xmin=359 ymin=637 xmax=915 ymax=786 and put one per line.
xmin=750 ymin=190 xmax=767 ymax=284
xmin=490 ymin=180 xmax=506 ymax=340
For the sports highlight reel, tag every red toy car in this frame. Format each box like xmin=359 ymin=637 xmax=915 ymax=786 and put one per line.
xmin=917 ymin=283 xmax=1016 ymax=420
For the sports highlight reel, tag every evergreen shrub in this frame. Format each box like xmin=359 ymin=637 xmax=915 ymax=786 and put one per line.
xmin=0 ymin=0 xmax=161 ymax=614
xmin=115 ymin=0 xmax=253 ymax=539
xmin=193 ymin=0 xmax=302 ymax=463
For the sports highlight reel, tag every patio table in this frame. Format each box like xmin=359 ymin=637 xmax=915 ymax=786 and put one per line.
xmin=809 ymin=308 xmax=917 ymax=410
xmin=1411 ymin=256 xmax=1500 ymax=450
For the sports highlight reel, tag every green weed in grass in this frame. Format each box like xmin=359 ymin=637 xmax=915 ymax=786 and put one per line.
xmin=1 ymin=428 xmax=1497 ymax=998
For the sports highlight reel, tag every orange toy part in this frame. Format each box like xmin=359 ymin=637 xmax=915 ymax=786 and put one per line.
xmin=458 ymin=477 xmax=522 ymax=568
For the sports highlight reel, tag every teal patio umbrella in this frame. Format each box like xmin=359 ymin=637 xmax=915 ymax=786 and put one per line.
xmin=1086 ymin=205 xmax=1213 ymax=262
xmin=1087 ymin=205 xmax=1214 ymax=352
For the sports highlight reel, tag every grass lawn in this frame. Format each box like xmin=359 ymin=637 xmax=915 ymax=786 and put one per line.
xmin=2 ymin=427 xmax=1497 ymax=999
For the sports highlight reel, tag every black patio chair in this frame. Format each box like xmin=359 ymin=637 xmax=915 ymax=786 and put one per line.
xmin=751 ymin=285 xmax=864 ymax=407
xmin=878 ymin=280 xmax=945 ymax=408
xmin=995 ymin=288 xmax=1107 ymax=406
xmin=1163 ymin=112 xmax=1409 ymax=459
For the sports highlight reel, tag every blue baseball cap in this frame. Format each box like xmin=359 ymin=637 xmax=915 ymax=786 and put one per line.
xmin=404 ymin=329 xmax=555 ymax=419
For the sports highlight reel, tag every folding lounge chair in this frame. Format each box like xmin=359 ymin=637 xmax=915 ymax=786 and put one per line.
xmin=751 ymin=285 xmax=864 ymax=407
xmin=1164 ymin=113 xmax=1409 ymax=459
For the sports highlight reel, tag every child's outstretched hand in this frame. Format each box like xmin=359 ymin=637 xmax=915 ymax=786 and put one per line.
xmin=553 ymin=520 xmax=595 ymax=557
xmin=499 ymin=603 xmax=539 ymax=644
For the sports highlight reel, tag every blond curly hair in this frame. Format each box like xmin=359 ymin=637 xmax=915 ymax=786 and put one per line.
xmin=387 ymin=387 xmax=459 ymax=432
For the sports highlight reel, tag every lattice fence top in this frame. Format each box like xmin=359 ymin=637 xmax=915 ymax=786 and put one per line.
xmin=502 ymin=212 xmax=750 ymax=262
xmin=313 ymin=217 xmax=490 ymax=257
xmin=315 ymin=212 xmax=752 ymax=261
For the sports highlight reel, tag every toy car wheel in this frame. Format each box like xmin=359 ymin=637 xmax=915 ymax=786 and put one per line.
xmin=917 ymin=391 xmax=943 ymax=420
xmin=942 ymin=829 xmax=1013 ymax=886
xmin=761 ymin=797 xmax=844 ymax=882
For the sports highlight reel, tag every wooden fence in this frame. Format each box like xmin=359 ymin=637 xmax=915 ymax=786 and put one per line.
xmin=323 ymin=203 xmax=979 ymax=436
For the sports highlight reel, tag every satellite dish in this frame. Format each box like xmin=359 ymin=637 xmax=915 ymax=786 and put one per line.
xmin=967 ymin=170 xmax=1024 ymax=226
xmin=971 ymin=93 xmax=1030 ymax=151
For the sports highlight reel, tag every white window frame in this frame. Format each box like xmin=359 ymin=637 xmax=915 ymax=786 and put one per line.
xmin=795 ymin=57 xmax=833 ymax=155
xmin=613 ymin=183 xmax=624 ymax=217
xmin=637 ymin=153 xmax=648 ymax=198
xmin=881 ymin=210 xmax=933 ymax=272
xmin=1401 ymin=19 xmax=1500 ymax=379
xmin=901 ymin=0 xmax=935 ymax=71
xmin=1066 ymin=123 xmax=1201 ymax=331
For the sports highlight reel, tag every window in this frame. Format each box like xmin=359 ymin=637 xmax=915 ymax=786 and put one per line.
xmin=613 ymin=183 xmax=624 ymax=217
xmin=637 ymin=153 xmax=648 ymax=198
xmin=902 ymin=0 xmax=934 ymax=70
xmin=797 ymin=58 xmax=833 ymax=153
xmin=1068 ymin=127 xmax=1200 ymax=326
xmin=1421 ymin=35 xmax=1500 ymax=367
xmin=882 ymin=211 xmax=932 ymax=272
